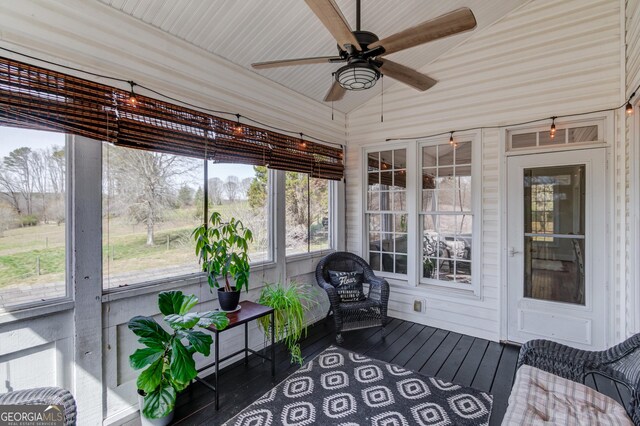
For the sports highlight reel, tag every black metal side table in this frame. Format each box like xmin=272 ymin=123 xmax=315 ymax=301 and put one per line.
xmin=195 ymin=300 xmax=275 ymax=410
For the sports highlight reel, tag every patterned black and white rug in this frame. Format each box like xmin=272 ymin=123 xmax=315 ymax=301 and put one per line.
xmin=224 ymin=345 xmax=493 ymax=426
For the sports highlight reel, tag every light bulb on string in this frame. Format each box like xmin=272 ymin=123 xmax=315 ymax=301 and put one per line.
xmin=449 ymin=131 xmax=454 ymax=145
xmin=550 ymin=117 xmax=557 ymax=139
xmin=127 ymin=81 xmax=138 ymax=107
xmin=627 ymin=91 xmax=636 ymax=115
xmin=300 ymin=133 xmax=307 ymax=148
xmin=233 ymin=114 xmax=243 ymax=136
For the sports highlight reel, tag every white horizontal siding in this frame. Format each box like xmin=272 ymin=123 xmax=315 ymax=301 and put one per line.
xmin=627 ymin=0 xmax=640 ymax=96
xmin=346 ymin=0 xmax=622 ymax=341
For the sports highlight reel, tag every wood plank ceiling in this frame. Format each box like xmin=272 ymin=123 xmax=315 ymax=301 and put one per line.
xmin=96 ymin=0 xmax=530 ymax=113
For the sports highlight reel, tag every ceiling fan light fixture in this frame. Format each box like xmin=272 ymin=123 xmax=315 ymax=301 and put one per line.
xmin=336 ymin=61 xmax=380 ymax=91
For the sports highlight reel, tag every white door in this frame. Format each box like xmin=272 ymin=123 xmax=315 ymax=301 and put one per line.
xmin=507 ymin=148 xmax=607 ymax=349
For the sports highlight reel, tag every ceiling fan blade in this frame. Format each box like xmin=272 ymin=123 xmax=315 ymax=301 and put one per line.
xmin=252 ymin=56 xmax=343 ymax=69
xmin=324 ymin=79 xmax=346 ymax=102
xmin=305 ymin=0 xmax=362 ymax=51
xmin=379 ymin=59 xmax=437 ymax=91
xmin=370 ymin=8 xmax=477 ymax=56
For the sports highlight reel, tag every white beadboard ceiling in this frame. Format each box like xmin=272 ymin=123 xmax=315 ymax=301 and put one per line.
xmin=96 ymin=0 xmax=529 ymax=112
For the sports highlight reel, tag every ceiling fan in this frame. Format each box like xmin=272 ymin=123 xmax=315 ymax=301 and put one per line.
xmin=251 ymin=0 xmax=477 ymax=102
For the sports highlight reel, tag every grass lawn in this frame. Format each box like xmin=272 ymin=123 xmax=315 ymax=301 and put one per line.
xmin=0 ymin=202 xmax=271 ymax=288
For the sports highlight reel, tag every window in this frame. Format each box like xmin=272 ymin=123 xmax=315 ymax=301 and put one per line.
xmin=366 ymin=149 xmax=407 ymax=275
xmin=510 ymin=123 xmax=600 ymax=150
xmin=285 ymin=172 xmax=330 ymax=255
xmin=0 ymin=128 xmax=67 ymax=308
xmin=421 ymin=141 xmax=472 ymax=284
xmin=102 ymin=144 xmax=204 ymax=289
xmin=530 ymin=183 xmax=555 ymax=242
xmin=209 ymin=164 xmax=270 ymax=263
xmin=102 ymin=145 xmax=272 ymax=289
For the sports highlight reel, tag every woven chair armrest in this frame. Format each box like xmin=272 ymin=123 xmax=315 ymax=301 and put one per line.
xmin=518 ymin=339 xmax=593 ymax=382
xmin=319 ymin=281 xmax=341 ymax=307
xmin=367 ymin=277 xmax=389 ymax=301
xmin=0 ymin=387 xmax=76 ymax=425
xmin=593 ymin=333 xmax=640 ymax=365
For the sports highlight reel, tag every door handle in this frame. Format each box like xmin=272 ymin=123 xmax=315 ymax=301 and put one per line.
xmin=509 ymin=247 xmax=522 ymax=257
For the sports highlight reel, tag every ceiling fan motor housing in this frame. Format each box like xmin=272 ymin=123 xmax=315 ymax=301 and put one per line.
xmin=336 ymin=31 xmax=383 ymax=90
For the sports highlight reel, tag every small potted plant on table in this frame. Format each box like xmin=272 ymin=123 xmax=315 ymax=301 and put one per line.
xmin=192 ymin=212 xmax=253 ymax=312
xmin=128 ymin=290 xmax=228 ymax=425
xmin=257 ymin=281 xmax=316 ymax=365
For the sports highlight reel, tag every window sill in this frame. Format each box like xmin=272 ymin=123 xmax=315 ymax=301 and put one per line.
xmin=0 ymin=299 xmax=74 ymax=325
xmin=102 ymin=261 xmax=278 ymax=303
xmin=285 ymin=249 xmax=334 ymax=262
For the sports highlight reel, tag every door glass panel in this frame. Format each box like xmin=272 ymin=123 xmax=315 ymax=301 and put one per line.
xmin=523 ymin=165 xmax=585 ymax=305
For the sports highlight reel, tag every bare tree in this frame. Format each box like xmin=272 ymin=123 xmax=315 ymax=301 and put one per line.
xmin=208 ymin=177 xmax=224 ymax=206
xmin=0 ymin=202 xmax=17 ymax=236
xmin=47 ymin=146 xmax=65 ymax=195
xmin=31 ymin=150 xmax=49 ymax=221
xmin=240 ymin=177 xmax=252 ymax=199
xmin=0 ymin=163 xmax=22 ymax=214
xmin=224 ymin=175 xmax=240 ymax=202
xmin=3 ymin=147 xmax=35 ymax=215
xmin=108 ymin=147 xmax=198 ymax=246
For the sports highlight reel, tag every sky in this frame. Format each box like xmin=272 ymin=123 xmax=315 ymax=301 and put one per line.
xmin=0 ymin=127 xmax=256 ymax=181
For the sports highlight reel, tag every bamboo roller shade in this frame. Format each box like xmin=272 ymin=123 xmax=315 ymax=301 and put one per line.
xmin=0 ymin=57 xmax=344 ymax=180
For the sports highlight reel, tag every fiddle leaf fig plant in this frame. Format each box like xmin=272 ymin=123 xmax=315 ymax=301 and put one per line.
xmin=128 ymin=291 xmax=229 ymax=419
xmin=192 ymin=211 xmax=253 ymax=292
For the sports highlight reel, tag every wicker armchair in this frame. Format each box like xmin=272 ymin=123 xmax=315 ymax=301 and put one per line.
xmin=316 ymin=251 xmax=390 ymax=344
xmin=518 ymin=334 xmax=640 ymax=424
xmin=0 ymin=387 xmax=77 ymax=425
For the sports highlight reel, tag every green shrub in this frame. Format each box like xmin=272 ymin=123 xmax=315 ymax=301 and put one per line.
xmin=20 ymin=215 xmax=38 ymax=227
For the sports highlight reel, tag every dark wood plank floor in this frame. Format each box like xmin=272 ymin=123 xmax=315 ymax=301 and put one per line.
xmin=172 ymin=317 xmax=521 ymax=426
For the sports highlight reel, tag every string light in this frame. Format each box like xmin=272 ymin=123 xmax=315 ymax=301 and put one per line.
xmin=627 ymin=90 xmax=637 ymax=115
xmin=127 ymin=81 xmax=138 ymax=107
xmin=386 ymin=82 xmax=640 ymax=142
xmin=233 ymin=114 xmax=243 ymax=135
xmin=300 ymin=133 xmax=307 ymax=148
xmin=0 ymin=46 xmax=343 ymax=149
xmin=6 ymin=46 xmax=640 ymax=149
xmin=449 ymin=131 xmax=454 ymax=145
xmin=549 ymin=116 xmax=557 ymax=139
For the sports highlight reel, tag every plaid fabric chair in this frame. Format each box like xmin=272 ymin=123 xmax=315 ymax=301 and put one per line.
xmin=518 ymin=334 xmax=640 ymax=425
xmin=316 ymin=251 xmax=390 ymax=344
xmin=0 ymin=387 xmax=77 ymax=425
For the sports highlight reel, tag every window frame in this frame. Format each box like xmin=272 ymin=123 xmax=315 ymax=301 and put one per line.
xmin=284 ymin=172 xmax=336 ymax=259
xmin=507 ymin=118 xmax=605 ymax=153
xmin=0 ymin=131 xmax=72 ymax=314
xmin=101 ymin=149 xmax=278 ymax=294
xmin=362 ymin=142 xmax=411 ymax=281
xmin=417 ymin=133 xmax=481 ymax=294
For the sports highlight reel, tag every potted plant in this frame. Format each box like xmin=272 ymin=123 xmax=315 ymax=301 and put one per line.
xmin=423 ymin=257 xmax=434 ymax=278
xmin=193 ymin=211 xmax=253 ymax=311
xmin=128 ymin=290 xmax=228 ymax=425
xmin=257 ymin=281 xmax=316 ymax=365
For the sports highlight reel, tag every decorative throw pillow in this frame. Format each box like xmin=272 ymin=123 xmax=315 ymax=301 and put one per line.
xmin=328 ymin=270 xmax=366 ymax=302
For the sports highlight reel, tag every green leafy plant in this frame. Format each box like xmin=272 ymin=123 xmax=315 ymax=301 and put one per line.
xmin=423 ymin=257 xmax=434 ymax=278
xmin=258 ymin=282 xmax=316 ymax=365
xmin=128 ymin=291 xmax=229 ymax=419
xmin=192 ymin=211 xmax=253 ymax=292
